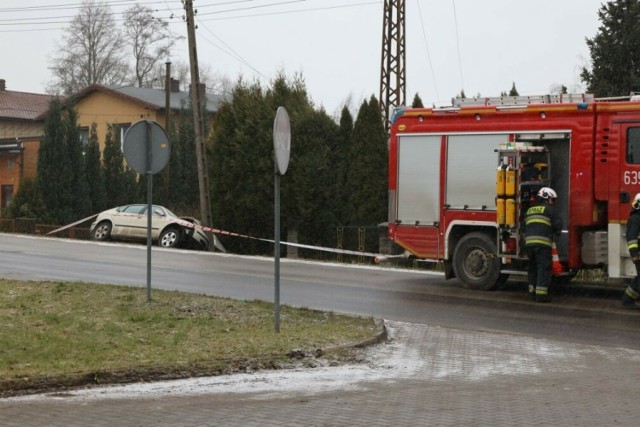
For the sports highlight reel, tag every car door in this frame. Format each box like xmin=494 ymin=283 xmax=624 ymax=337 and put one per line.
xmin=117 ymin=205 xmax=147 ymax=238
xmin=150 ymin=206 xmax=170 ymax=239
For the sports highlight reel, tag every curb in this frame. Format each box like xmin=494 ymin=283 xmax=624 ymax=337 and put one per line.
xmin=352 ymin=318 xmax=388 ymax=348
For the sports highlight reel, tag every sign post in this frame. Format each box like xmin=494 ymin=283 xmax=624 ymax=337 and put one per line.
xmin=123 ymin=120 xmax=171 ymax=302
xmin=273 ymin=107 xmax=291 ymax=332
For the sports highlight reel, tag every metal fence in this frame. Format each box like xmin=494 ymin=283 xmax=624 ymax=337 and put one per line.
xmin=0 ymin=218 xmax=91 ymax=240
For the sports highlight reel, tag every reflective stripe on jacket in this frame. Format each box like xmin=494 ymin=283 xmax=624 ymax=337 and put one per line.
xmin=524 ymin=203 xmax=561 ymax=248
xmin=627 ymin=210 xmax=640 ymax=258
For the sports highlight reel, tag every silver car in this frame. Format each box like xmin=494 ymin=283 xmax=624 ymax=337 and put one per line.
xmin=90 ymin=204 xmax=210 ymax=250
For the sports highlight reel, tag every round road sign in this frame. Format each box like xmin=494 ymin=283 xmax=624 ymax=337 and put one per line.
xmin=123 ymin=120 xmax=171 ymax=175
xmin=273 ymin=107 xmax=291 ymax=175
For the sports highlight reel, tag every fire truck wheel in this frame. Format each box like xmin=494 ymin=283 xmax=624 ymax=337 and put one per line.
xmin=452 ymin=232 xmax=506 ymax=291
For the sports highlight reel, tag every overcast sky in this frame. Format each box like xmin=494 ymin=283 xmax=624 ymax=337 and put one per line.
xmin=1 ymin=0 xmax=606 ymax=116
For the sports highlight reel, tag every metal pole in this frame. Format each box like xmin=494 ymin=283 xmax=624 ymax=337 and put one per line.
xmin=163 ymin=61 xmax=171 ymax=200
xmin=146 ymin=121 xmax=153 ymax=302
xmin=274 ymin=167 xmax=281 ymax=333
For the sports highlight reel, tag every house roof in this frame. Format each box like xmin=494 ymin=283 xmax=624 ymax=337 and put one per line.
xmin=70 ymin=84 xmax=226 ymax=113
xmin=0 ymin=90 xmax=53 ymax=121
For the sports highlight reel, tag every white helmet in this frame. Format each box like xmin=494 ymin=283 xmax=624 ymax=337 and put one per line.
xmin=537 ymin=187 xmax=557 ymax=200
xmin=632 ymin=193 xmax=640 ymax=209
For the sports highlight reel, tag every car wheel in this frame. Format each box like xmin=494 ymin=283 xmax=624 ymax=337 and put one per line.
xmin=92 ymin=221 xmax=112 ymax=241
xmin=159 ymin=228 xmax=182 ymax=248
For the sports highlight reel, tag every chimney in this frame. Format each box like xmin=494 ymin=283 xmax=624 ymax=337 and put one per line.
xmin=189 ymin=83 xmax=207 ymax=99
xmin=0 ymin=79 xmax=5 ymax=91
xmin=170 ymin=78 xmax=180 ymax=92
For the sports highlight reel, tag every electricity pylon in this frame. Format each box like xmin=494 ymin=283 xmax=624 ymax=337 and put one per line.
xmin=379 ymin=0 xmax=406 ymax=133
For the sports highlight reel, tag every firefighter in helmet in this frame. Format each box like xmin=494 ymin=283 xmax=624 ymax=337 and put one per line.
xmin=622 ymin=193 xmax=640 ymax=309
xmin=523 ymin=187 xmax=563 ymax=302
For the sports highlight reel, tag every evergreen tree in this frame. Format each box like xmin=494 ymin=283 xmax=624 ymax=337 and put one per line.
xmin=267 ymin=73 xmax=318 ymax=252
xmin=210 ymin=79 xmax=274 ymax=254
xmin=345 ymin=96 xmax=388 ymax=229
xmin=5 ymin=177 xmax=46 ymax=220
xmin=85 ymin=123 xmax=107 ymax=212
xmin=335 ymin=106 xmax=354 ymax=224
xmin=102 ymin=125 xmax=128 ymax=207
xmin=210 ymin=73 xmax=319 ymax=255
xmin=411 ymin=93 xmax=424 ymax=108
xmin=124 ymin=166 xmax=142 ymax=204
xmin=281 ymin=110 xmax=340 ymax=257
xmin=65 ymin=107 xmax=91 ymax=218
xmin=581 ymin=0 xmax=640 ymax=96
xmin=508 ymin=82 xmax=519 ymax=96
xmin=166 ymin=105 xmax=198 ymax=213
xmin=37 ymin=98 xmax=74 ymax=224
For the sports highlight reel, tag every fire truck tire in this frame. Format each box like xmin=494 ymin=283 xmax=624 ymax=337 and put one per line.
xmin=452 ymin=232 xmax=506 ymax=291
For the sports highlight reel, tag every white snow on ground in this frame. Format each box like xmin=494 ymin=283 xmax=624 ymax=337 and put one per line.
xmin=7 ymin=321 xmax=640 ymax=402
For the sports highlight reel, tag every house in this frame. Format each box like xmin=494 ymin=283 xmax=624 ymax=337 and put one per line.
xmin=0 ymin=79 xmax=53 ymax=209
xmin=0 ymin=79 xmax=225 ymax=211
xmin=70 ymin=82 xmax=226 ymax=153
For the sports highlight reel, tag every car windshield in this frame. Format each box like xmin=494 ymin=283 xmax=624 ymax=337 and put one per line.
xmin=160 ymin=206 xmax=178 ymax=218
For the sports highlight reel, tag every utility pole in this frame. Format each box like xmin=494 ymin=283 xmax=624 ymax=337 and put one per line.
xmin=379 ymin=0 xmax=406 ymax=133
xmin=183 ymin=0 xmax=213 ymax=235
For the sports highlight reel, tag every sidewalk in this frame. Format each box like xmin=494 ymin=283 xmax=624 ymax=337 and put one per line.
xmin=2 ymin=315 xmax=639 ymax=426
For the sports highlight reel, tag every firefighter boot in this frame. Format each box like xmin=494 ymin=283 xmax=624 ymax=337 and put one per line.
xmin=622 ymin=286 xmax=640 ymax=309
xmin=528 ymin=284 xmax=536 ymax=301
xmin=536 ymin=286 xmax=551 ymax=303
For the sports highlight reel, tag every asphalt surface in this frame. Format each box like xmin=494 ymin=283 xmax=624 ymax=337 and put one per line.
xmin=2 ymin=282 xmax=640 ymax=427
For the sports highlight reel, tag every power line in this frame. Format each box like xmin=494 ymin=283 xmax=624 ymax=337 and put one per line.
xmin=1 ymin=0 xmax=379 ymax=89
xmin=415 ymin=0 xmax=439 ymax=104
xmin=0 ymin=0 xmax=380 ymax=26
xmin=196 ymin=1 xmax=380 ymax=22
xmin=195 ymin=20 xmax=266 ymax=78
xmin=0 ymin=0 xmax=178 ymax=26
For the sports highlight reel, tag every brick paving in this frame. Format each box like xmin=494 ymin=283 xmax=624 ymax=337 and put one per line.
xmin=2 ymin=320 xmax=639 ymax=426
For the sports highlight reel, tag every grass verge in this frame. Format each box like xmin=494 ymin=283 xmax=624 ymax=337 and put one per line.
xmin=0 ymin=280 xmax=380 ymax=397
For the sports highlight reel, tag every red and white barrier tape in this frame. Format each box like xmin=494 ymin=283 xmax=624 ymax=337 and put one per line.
xmin=176 ymin=218 xmax=383 ymax=258
xmin=45 ymin=214 xmax=383 ymax=259
xmin=46 ymin=214 xmax=99 ymax=236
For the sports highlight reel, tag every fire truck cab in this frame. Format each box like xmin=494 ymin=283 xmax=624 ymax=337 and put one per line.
xmin=386 ymin=94 xmax=640 ymax=290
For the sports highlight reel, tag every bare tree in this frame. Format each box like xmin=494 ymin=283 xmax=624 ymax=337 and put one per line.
xmin=123 ymin=4 xmax=182 ymax=88
xmin=48 ymin=0 xmax=128 ymax=95
xmin=169 ymin=60 xmax=232 ymax=94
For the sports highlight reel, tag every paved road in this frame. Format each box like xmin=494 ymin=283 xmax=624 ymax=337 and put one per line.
xmin=2 ymin=234 xmax=640 ymax=425
xmin=2 ymin=319 xmax=639 ymax=426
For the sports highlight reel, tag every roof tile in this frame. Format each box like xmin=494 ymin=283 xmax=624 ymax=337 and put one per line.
xmin=0 ymin=90 xmax=53 ymax=121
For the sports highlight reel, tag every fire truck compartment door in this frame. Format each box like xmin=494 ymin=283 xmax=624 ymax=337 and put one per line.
xmin=397 ymin=135 xmax=441 ymax=224
xmin=619 ymin=126 xmax=640 ymax=204
xmin=446 ymin=134 xmax=507 ymax=210
xmin=610 ymin=125 xmax=640 ymax=277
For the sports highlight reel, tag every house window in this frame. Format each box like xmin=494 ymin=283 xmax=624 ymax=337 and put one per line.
xmin=2 ymin=185 xmax=13 ymax=209
xmin=115 ymin=123 xmax=131 ymax=151
xmin=7 ymin=159 xmax=14 ymax=169
xmin=79 ymin=127 xmax=89 ymax=154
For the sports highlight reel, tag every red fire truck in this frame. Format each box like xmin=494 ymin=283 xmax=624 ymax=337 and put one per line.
xmin=385 ymin=94 xmax=640 ymax=290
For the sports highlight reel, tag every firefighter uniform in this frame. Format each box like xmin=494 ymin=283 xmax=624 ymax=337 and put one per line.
xmin=524 ymin=187 xmax=562 ymax=302
xmin=622 ymin=194 xmax=640 ymax=309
